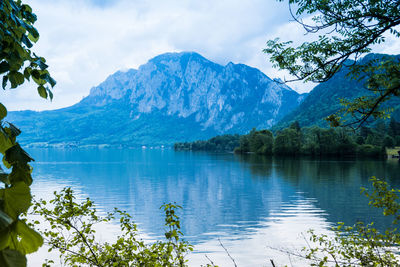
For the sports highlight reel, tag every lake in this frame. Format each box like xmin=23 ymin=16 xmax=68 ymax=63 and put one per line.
xmin=27 ymin=148 xmax=400 ymax=266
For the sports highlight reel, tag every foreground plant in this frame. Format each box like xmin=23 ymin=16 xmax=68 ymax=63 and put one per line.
xmin=1 ymin=0 xmax=55 ymax=264
xmin=264 ymin=0 xmax=400 ymax=129
xmin=301 ymin=177 xmax=400 ymax=266
xmin=31 ymin=188 xmax=193 ymax=266
xmin=0 ymin=117 xmax=42 ymax=267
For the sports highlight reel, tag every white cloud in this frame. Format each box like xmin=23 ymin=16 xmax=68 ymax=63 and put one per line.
xmin=0 ymin=0 xmax=297 ymax=111
xmin=0 ymin=1 xmax=398 ymax=110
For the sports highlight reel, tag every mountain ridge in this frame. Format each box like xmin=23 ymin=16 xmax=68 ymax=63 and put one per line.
xmin=7 ymin=51 xmax=305 ymax=147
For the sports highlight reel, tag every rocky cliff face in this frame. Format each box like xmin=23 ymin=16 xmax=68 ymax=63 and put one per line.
xmin=82 ymin=52 xmax=304 ymax=132
xmin=9 ymin=52 xmax=306 ymax=146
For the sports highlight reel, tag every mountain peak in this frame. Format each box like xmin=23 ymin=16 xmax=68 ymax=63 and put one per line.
xmin=9 ymin=51 xmax=306 ymax=146
xmin=148 ymin=51 xmax=211 ymax=65
xmin=83 ymin=51 xmax=304 ymax=129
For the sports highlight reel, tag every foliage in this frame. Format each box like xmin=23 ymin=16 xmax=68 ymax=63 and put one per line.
xmin=231 ymin=121 xmax=389 ymax=158
xmin=234 ymin=128 xmax=274 ymax=155
xmin=273 ymin=127 xmax=301 ymax=156
xmin=303 ymin=177 xmax=400 ymax=266
xmin=31 ymin=188 xmax=193 ymax=267
xmin=273 ymin=54 xmax=400 ymax=131
xmin=389 ymin=117 xmax=400 ymax=138
xmin=0 ymin=110 xmax=44 ymax=266
xmin=264 ymin=0 xmax=400 ymax=128
xmin=236 ymin=134 xmax=250 ymax=154
xmin=357 ymin=144 xmax=385 ymax=159
xmin=174 ymin=134 xmax=240 ymax=152
xmin=0 ymin=0 xmax=55 ymax=266
xmin=383 ymin=135 xmax=395 ymax=148
xmin=249 ymin=129 xmax=273 ymax=155
xmin=0 ymin=0 xmax=55 ymax=97
xmin=264 ymin=2 xmax=400 ymax=265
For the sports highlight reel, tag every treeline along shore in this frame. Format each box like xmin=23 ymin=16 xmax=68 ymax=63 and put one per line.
xmin=174 ymin=118 xmax=400 ymax=159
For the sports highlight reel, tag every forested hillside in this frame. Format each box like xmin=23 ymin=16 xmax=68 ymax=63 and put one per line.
xmin=274 ymin=54 xmax=400 ymax=129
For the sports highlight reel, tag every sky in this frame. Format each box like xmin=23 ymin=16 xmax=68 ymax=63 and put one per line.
xmin=1 ymin=0 xmax=399 ymax=111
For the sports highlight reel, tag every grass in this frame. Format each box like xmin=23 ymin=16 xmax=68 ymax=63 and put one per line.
xmin=386 ymin=146 xmax=400 ymax=157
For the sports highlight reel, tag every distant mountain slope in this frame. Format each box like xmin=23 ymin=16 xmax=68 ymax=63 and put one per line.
xmin=274 ymin=53 xmax=400 ymax=130
xmin=7 ymin=52 xmax=305 ymax=147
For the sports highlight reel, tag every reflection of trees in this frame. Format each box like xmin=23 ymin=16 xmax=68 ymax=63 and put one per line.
xmin=238 ymin=155 xmax=399 ymax=230
xmin=386 ymin=159 xmax=400 ymax=184
xmin=185 ymin=153 xmax=400 ymax=233
xmin=273 ymin=157 xmax=302 ymax=184
xmin=233 ymin=153 xmax=273 ymax=177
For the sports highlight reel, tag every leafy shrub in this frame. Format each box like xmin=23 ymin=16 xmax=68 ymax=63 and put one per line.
xmin=303 ymin=177 xmax=400 ymax=266
xmin=383 ymin=135 xmax=395 ymax=148
xmin=31 ymin=188 xmax=193 ymax=266
xmin=355 ymin=136 xmax=365 ymax=145
xmin=357 ymin=144 xmax=386 ymax=158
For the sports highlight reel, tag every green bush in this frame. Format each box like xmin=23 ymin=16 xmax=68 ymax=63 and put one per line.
xmin=249 ymin=130 xmax=273 ymax=155
xmin=383 ymin=135 xmax=395 ymax=148
xmin=357 ymin=144 xmax=386 ymax=158
xmin=174 ymin=134 xmax=240 ymax=152
xmin=303 ymin=177 xmax=400 ymax=266
xmin=396 ymin=136 xmax=400 ymax=146
xmin=356 ymin=136 xmax=365 ymax=145
xmin=32 ymin=188 xmax=193 ymax=266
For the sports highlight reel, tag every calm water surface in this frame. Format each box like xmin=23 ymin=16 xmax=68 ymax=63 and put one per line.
xmin=27 ymin=148 xmax=400 ymax=266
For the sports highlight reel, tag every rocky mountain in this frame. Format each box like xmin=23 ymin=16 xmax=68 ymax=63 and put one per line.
xmin=7 ymin=52 xmax=306 ymax=147
xmin=274 ymin=53 xmax=400 ymax=130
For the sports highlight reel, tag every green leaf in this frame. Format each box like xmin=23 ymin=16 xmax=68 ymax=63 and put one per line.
xmin=8 ymin=72 xmax=24 ymax=89
xmin=5 ymin=144 xmax=34 ymax=165
xmin=26 ymin=24 xmax=39 ymax=40
xmin=23 ymin=68 xmax=31 ymax=79
xmin=0 ymin=62 xmax=10 ymax=74
xmin=6 ymin=123 xmax=21 ymax=138
xmin=0 ymin=211 xmax=13 ymax=231
xmin=20 ymin=35 xmax=33 ymax=49
xmin=37 ymin=85 xmax=47 ymax=99
xmin=11 ymin=221 xmax=43 ymax=254
xmin=0 ymin=249 xmax=27 ymax=267
xmin=41 ymin=73 xmax=56 ymax=88
xmin=0 ymin=182 xmax=31 ymax=219
xmin=2 ymin=157 xmax=12 ymax=169
xmin=0 ymin=132 xmax=13 ymax=155
xmin=48 ymin=88 xmax=53 ymax=100
xmin=8 ymin=166 xmax=32 ymax=186
xmin=0 ymin=166 xmax=10 ymax=185
xmin=27 ymin=33 xmax=39 ymax=43
xmin=30 ymin=69 xmax=40 ymax=80
xmin=0 ymin=174 xmax=10 ymax=186
xmin=2 ymin=76 xmax=8 ymax=89
xmin=21 ymin=4 xmax=33 ymax=14
xmin=0 ymin=103 xmax=7 ymax=120
xmin=35 ymin=59 xmax=48 ymax=70
xmin=0 ymin=228 xmax=11 ymax=251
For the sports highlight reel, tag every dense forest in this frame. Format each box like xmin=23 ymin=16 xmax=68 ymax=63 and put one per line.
xmin=174 ymin=118 xmax=400 ymax=158
xmin=174 ymin=134 xmax=240 ymax=152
